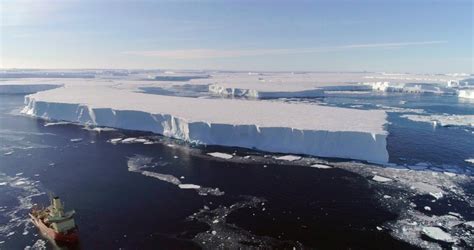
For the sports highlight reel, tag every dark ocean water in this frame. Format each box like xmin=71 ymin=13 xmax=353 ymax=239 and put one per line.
xmin=0 ymin=93 xmax=473 ymax=249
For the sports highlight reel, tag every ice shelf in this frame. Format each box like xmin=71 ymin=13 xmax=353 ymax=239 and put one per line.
xmin=0 ymin=83 xmax=63 ymax=94
xmin=21 ymin=85 xmax=389 ymax=163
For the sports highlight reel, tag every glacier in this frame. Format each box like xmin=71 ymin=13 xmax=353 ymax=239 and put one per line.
xmin=20 ymin=84 xmax=389 ymax=163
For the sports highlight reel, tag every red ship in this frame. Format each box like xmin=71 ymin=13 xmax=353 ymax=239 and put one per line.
xmin=29 ymin=196 xmax=79 ymax=244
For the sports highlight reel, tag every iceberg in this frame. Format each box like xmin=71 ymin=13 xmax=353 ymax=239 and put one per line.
xmin=21 ymin=83 xmax=389 ymax=163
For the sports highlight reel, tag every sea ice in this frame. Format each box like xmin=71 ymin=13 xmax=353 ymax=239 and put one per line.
xmin=465 ymin=159 xmax=474 ymax=164
xmin=401 ymin=114 xmax=474 ymax=127
xmin=70 ymin=138 xmax=83 ymax=142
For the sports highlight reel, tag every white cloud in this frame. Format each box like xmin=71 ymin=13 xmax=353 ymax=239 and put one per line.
xmin=122 ymin=41 xmax=448 ymax=59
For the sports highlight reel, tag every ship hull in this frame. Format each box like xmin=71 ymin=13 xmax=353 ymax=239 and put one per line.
xmin=29 ymin=213 xmax=79 ymax=243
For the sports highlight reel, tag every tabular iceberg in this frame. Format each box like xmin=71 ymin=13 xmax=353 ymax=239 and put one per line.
xmin=21 ymin=85 xmax=389 ymax=163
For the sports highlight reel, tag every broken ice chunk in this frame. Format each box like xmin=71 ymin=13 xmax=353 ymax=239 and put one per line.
xmin=310 ymin=164 xmax=332 ymax=169
xmin=179 ymin=184 xmax=201 ymax=189
xmin=207 ymin=152 xmax=233 ymax=160
xmin=372 ymin=175 xmax=392 ymax=182
xmin=274 ymin=155 xmax=302 ymax=161
xmin=421 ymin=227 xmax=455 ymax=243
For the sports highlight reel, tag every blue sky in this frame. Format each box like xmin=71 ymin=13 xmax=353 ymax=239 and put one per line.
xmin=1 ymin=0 xmax=472 ymax=73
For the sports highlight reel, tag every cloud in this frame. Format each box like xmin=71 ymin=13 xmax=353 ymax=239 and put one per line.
xmin=122 ymin=41 xmax=448 ymax=59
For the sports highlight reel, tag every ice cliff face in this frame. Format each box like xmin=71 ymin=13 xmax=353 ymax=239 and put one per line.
xmin=22 ymin=93 xmax=389 ymax=163
xmin=208 ymin=84 xmax=325 ymax=98
xmin=0 ymin=84 xmax=62 ymax=94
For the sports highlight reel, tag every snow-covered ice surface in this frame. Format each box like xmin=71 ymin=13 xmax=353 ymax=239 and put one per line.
xmin=20 ymin=81 xmax=389 ymax=163
xmin=0 ymin=83 xmax=62 ymax=94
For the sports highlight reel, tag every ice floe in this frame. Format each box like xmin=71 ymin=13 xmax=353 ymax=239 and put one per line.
xmin=178 ymin=184 xmax=201 ymax=189
xmin=44 ymin=121 xmax=72 ymax=126
xmin=310 ymin=163 xmax=333 ymax=169
xmin=127 ymin=155 xmax=224 ymax=196
xmin=465 ymin=159 xmax=474 ymax=164
xmin=274 ymin=155 xmax=302 ymax=161
xmin=207 ymin=152 xmax=233 ymax=160
xmin=372 ymin=175 xmax=392 ymax=182
xmin=330 ymin=160 xmax=473 ymax=248
xmin=421 ymin=227 xmax=455 ymax=243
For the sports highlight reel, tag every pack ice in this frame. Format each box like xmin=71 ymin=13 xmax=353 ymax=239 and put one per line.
xmin=20 ymin=82 xmax=389 ymax=163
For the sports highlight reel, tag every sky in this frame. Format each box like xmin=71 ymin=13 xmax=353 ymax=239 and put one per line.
xmin=0 ymin=0 xmax=472 ymax=73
